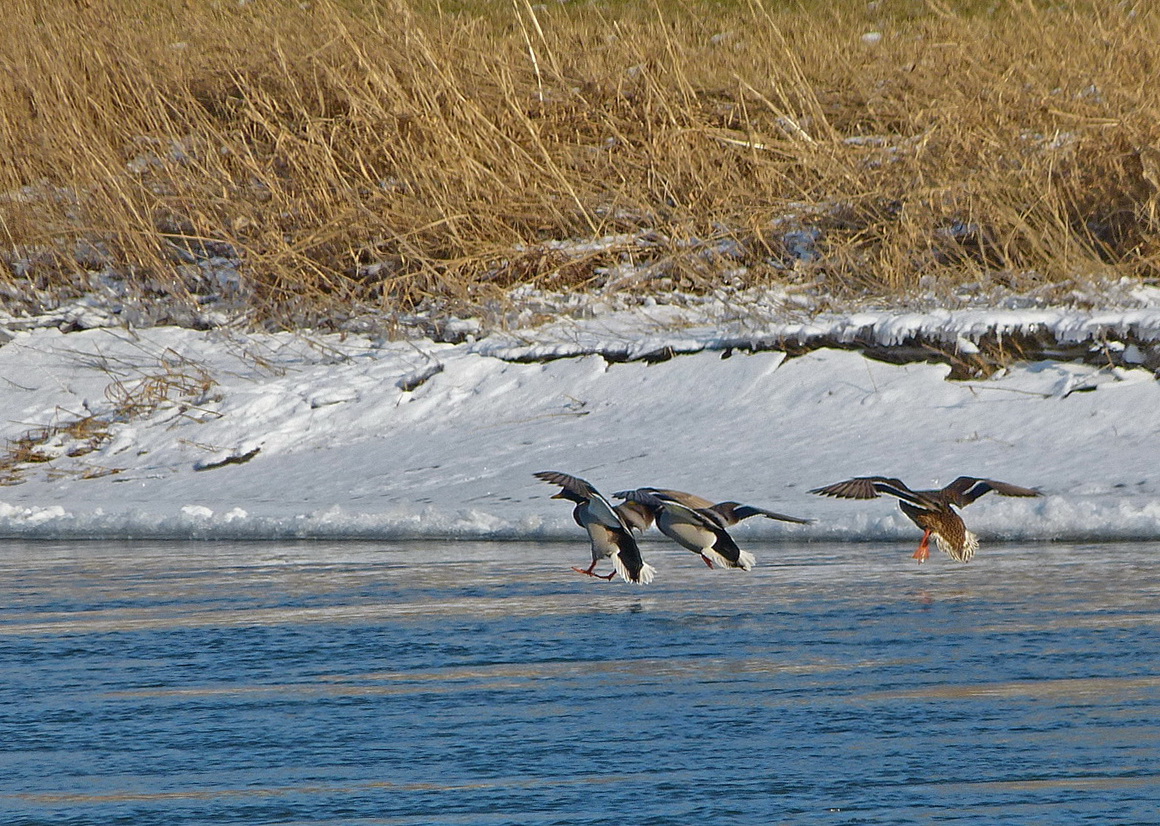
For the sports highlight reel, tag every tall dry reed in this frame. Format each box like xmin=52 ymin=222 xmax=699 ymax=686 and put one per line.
xmin=2 ymin=0 xmax=1159 ymax=329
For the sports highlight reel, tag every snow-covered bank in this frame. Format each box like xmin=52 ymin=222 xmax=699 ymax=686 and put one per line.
xmin=468 ymin=293 xmax=1160 ymax=369
xmin=2 ymin=303 xmax=1159 ymax=546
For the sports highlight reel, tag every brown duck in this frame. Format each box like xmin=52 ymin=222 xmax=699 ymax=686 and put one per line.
xmin=809 ymin=476 xmax=1041 ymax=563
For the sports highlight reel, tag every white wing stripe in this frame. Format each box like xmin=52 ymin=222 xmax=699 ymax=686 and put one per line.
xmin=870 ymin=481 xmax=925 ymax=505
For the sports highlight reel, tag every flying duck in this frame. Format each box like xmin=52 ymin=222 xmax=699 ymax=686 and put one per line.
xmin=534 ymin=471 xmax=656 ymax=584
xmin=809 ymin=476 xmax=1041 ymax=563
xmin=614 ymin=487 xmax=812 ymax=571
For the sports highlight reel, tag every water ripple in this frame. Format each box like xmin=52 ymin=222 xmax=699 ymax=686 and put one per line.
xmin=1 ymin=539 xmax=1158 ymax=825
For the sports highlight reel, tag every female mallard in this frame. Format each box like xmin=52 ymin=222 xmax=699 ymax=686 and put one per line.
xmin=809 ymin=476 xmax=1041 ymax=563
xmin=534 ymin=471 xmax=656 ymax=584
xmin=614 ymin=487 xmax=811 ymax=571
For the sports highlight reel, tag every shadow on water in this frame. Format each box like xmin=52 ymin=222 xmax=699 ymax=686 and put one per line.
xmin=1 ymin=539 xmax=1158 ymax=824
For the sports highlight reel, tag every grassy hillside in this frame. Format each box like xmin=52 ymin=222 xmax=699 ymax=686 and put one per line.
xmin=2 ymin=0 xmax=1159 ymax=330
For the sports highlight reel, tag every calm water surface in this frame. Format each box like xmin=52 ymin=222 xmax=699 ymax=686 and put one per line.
xmin=1 ymin=539 xmax=1157 ymax=825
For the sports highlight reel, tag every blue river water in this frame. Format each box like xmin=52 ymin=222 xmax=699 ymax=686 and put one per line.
xmin=1 ymin=539 xmax=1157 ymax=825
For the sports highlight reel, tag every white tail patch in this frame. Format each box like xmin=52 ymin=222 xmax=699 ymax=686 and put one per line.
xmin=703 ymin=548 xmax=755 ymax=571
xmin=935 ymin=530 xmax=979 ymax=563
xmin=702 ymin=548 xmax=730 ymax=569
xmin=612 ymin=554 xmax=656 ymax=585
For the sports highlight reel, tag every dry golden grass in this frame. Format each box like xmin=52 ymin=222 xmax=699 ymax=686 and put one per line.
xmin=2 ymin=0 xmax=1159 ymax=330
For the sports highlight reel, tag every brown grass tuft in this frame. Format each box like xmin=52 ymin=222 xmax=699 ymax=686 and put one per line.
xmin=0 ymin=350 xmax=218 ymax=485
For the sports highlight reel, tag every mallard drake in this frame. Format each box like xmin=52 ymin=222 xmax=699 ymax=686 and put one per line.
xmin=534 ymin=471 xmax=656 ymax=584
xmin=614 ymin=487 xmax=811 ymax=571
xmin=809 ymin=476 xmax=1041 ymax=563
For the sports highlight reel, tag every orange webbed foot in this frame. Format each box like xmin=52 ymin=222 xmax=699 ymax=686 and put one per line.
xmin=572 ymin=565 xmax=615 ymax=580
xmin=912 ymin=530 xmax=932 ymax=564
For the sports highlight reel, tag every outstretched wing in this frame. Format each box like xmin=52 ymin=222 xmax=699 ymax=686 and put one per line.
xmin=715 ymin=503 xmax=813 ymax=525
xmin=536 ymin=470 xmax=624 ymax=529
xmin=534 ymin=470 xmax=596 ymax=498
xmin=809 ymin=476 xmax=922 ymax=505
xmin=942 ymin=476 xmax=1041 ymax=507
